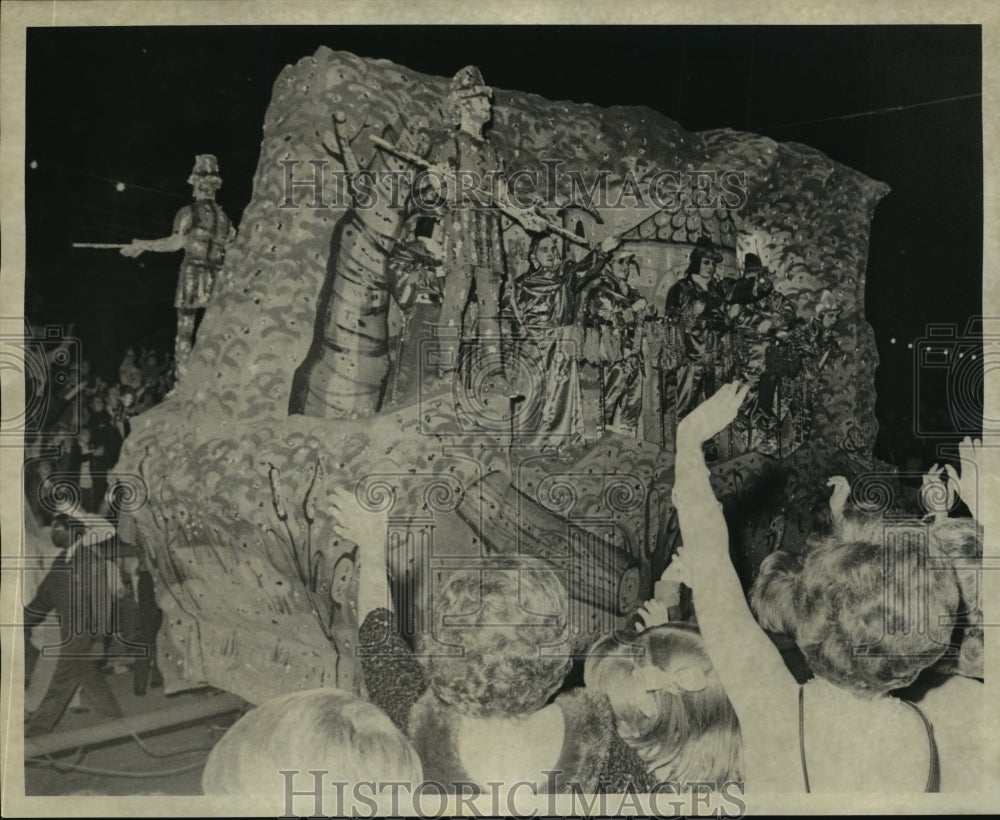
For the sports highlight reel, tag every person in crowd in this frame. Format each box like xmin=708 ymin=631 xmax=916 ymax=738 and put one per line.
xmin=66 ymin=427 xmax=101 ymax=513
xmin=24 ymin=457 xmax=59 ymax=525
xmin=586 ymin=622 xmax=743 ymax=790
xmin=328 ymin=486 xmax=654 ymax=794
xmin=670 ymin=381 xmax=963 ymax=792
xmin=118 ymin=347 xmax=143 ymax=390
xmin=86 ymin=394 xmax=122 ymax=507
xmin=128 ymin=554 xmax=165 ymax=695
xmin=201 ymin=689 xmax=422 ymax=810
xmin=24 ymin=514 xmax=125 ymax=736
xmin=105 ymin=382 xmax=121 ymax=414
xmin=108 ymin=383 xmax=133 ymax=440
xmin=45 ymin=357 xmax=91 ymax=434
xmin=118 ymin=385 xmax=136 ymax=417
xmin=749 ymin=489 xmax=984 ymax=791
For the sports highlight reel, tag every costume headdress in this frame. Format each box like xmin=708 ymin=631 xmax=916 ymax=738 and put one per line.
xmin=188 ymin=154 xmax=222 ymax=187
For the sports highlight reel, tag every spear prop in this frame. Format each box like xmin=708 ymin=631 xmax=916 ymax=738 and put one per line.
xmin=369 ymin=135 xmax=590 ymax=247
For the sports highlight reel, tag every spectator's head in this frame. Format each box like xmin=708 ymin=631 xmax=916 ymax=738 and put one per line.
xmin=120 ymin=386 xmax=135 ymax=409
xmin=928 ymin=517 xmax=983 ymax=678
xmin=90 ymin=395 xmax=105 ymax=415
xmin=773 ymin=531 xmax=961 ymax=696
xmin=585 ymin=623 xmax=742 ymax=789
xmin=748 ymin=550 xmax=803 ymax=634
xmin=416 ymin=567 xmax=572 ymax=718
xmin=123 ymin=347 xmax=136 ymax=363
xmin=106 ymin=384 xmax=121 ymax=409
xmin=201 ymin=689 xmax=421 ymax=804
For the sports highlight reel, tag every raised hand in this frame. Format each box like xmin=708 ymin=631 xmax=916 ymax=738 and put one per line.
xmin=677 ymin=381 xmax=751 ymax=445
xmin=826 ymin=476 xmax=851 ymax=518
xmin=120 ymin=241 xmax=145 ymax=258
xmin=328 ymin=485 xmax=387 ymax=552
xmin=635 ymin=597 xmax=672 ymax=633
xmin=329 ymin=484 xmax=392 ymax=620
xmin=953 ymin=437 xmax=984 ymax=521
xmin=920 ymin=463 xmax=957 ymax=520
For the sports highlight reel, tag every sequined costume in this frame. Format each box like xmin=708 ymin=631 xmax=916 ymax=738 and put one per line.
xmin=661 ymin=274 xmax=731 ymax=424
xmin=509 ymin=248 xmax=610 ymax=443
xmin=583 ymin=271 xmax=650 ymax=436
xmin=430 ymin=133 xmax=506 ymax=350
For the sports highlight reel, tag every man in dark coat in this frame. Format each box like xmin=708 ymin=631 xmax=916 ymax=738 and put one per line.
xmin=662 ymin=237 xmax=728 ymax=424
xmin=24 ymin=515 xmax=124 ymax=736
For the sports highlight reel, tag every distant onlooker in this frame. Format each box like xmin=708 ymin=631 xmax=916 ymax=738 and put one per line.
xmin=24 ymin=514 xmax=124 ymax=736
xmin=118 ymin=347 xmax=143 ymax=389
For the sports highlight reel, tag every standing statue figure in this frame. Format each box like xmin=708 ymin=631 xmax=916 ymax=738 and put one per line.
xmin=121 ymin=154 xmax=236 ymax=379
xmin=661 ymin=237 xmax=729 ymax=440
xmin=723 ymin=253 xmax=802 ymax=456
xmin=421 ymin=66 xmax=515 ymax=378
xmin=507 ymin=231 xmax=621 ymax=443
xmin=583 ymin=252 xmax=654 ymax=437
xmin=720 ymin=254 xmax=798 ymax=399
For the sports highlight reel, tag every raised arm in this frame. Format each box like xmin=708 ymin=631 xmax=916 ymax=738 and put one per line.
xmin=947 ymin=437 xmax=984 ymax=522
xmin=329 ymin=485 xmax=393 ymax=626
xmin=671 ymin=383 xmax=799 ymax=777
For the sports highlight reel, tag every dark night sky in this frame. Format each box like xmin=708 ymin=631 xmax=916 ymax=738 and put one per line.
xmin=24 ymin=25 xmax=982 ymax=464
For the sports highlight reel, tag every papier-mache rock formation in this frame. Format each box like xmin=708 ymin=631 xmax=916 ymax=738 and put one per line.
xmin=115 ymin=48 xmax=889 ymax=705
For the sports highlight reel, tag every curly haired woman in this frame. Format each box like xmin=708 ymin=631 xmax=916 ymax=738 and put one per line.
xmin=330 ymin=488 xmax=654 ymax=795
xmin=669 ymin=382 xmax=967 ymax=792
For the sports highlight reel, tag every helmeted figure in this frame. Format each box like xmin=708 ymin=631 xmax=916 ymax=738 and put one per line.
xmin=121 ymin=154 xmax=236 ymax=378
xmin=423 ymin=66 xmax=508 ymax=377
